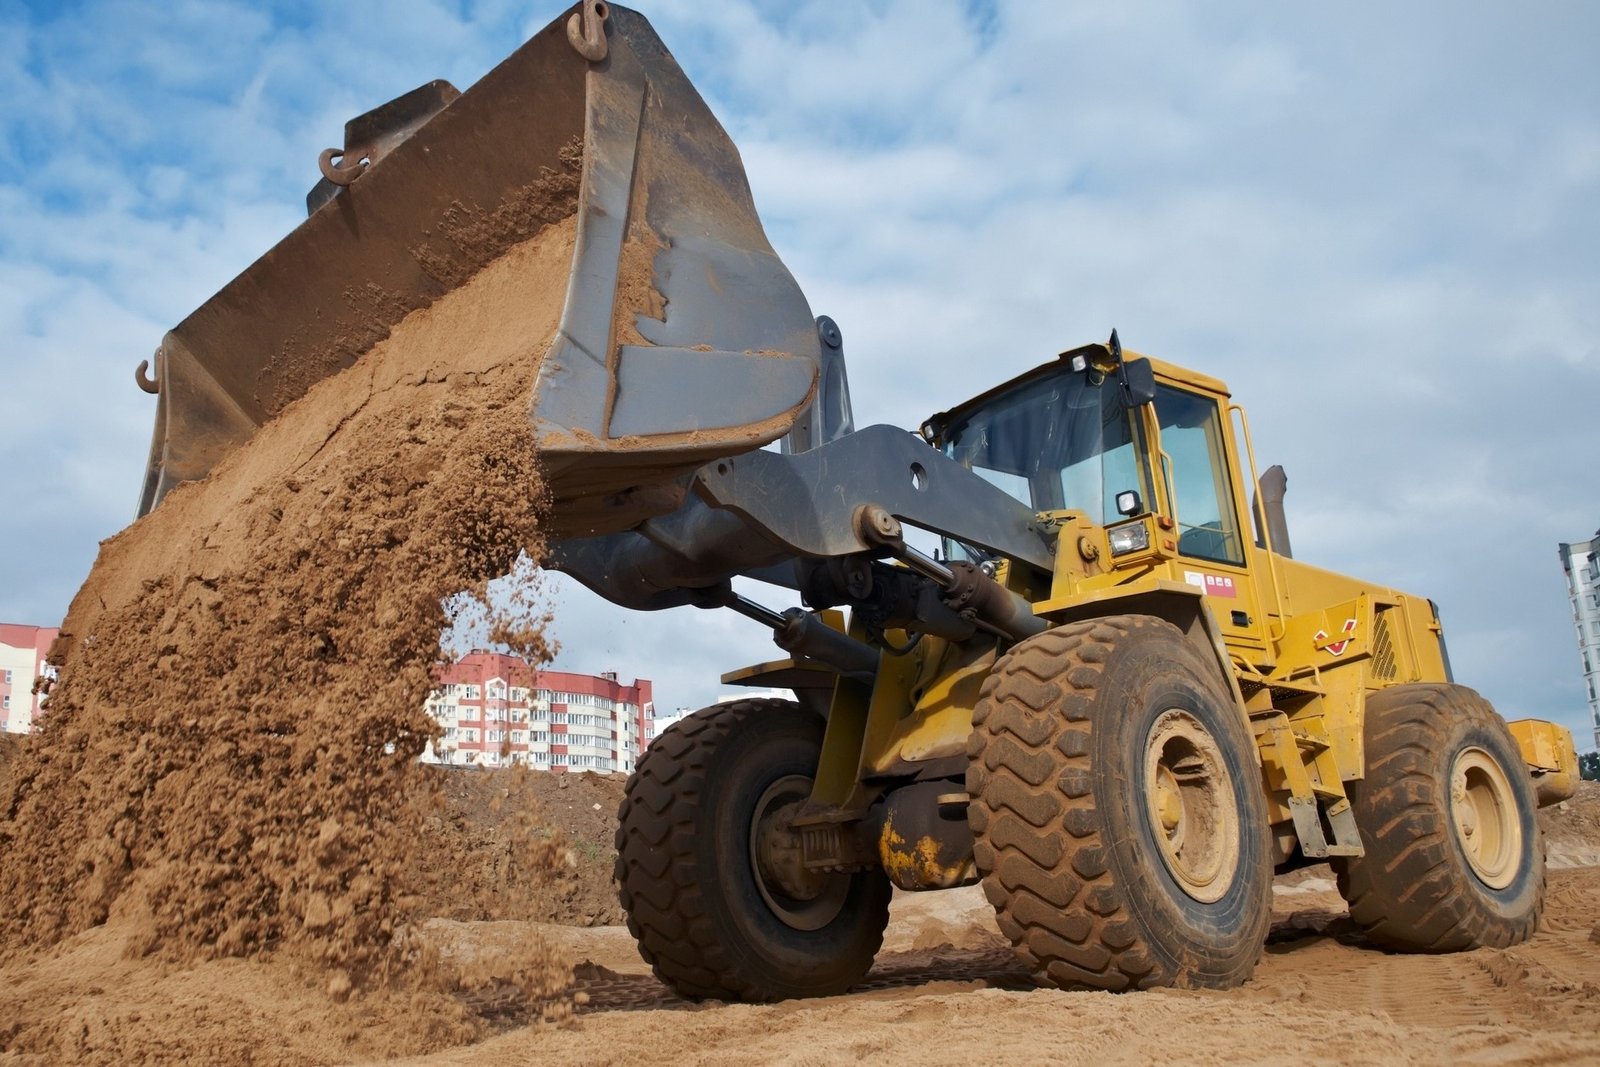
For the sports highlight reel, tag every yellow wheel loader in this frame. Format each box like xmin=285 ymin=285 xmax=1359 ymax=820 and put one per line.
xmin=133 ymin=4 xmax=1579 ymax=1000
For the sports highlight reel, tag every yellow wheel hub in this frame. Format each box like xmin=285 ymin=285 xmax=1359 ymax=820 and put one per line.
xmin=1450 ymin=747 xmax=1521 ymax=891
xmin=1143 ymin=709 xmax=1240 ymax=904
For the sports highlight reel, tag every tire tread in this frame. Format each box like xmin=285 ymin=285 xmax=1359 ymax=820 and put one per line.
xmin=1333 ymin=683 xmax=1544 ymax=952
xmin=966 ymin=615 xmax=1266 ymax=991
xmin=615 ymin=699 xmax=887 ymax=1001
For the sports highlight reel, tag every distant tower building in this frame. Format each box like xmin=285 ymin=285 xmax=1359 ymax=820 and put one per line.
xmin=641 ymin=689 xmax=798 ymax=749
xmin=0 ymin=624 xmax=60 ymax=734
xmin=1558 ymin=531 xmax=1600 ymax=751
xmin=646 ymin=707 xmax=696 ymax=745
xmin=420 ymin=650 xmax=654 ymax=772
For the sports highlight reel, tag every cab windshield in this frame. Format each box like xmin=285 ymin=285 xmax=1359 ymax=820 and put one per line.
xmin=940 ymin=368 xmax=1143 ymax=561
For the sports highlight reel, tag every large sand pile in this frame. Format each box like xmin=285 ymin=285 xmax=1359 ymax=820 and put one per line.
xmin=0 ymin=190 xmax=581 ymax=1061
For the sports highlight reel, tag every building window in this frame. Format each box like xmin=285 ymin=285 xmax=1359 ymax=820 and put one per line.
xmin=2 ymin=695 xmax=9 ymax=711
xmin=2 ymin=669 xmax=11 ymax=684
xmin=464 ymin=685 xmax=481 ymax=699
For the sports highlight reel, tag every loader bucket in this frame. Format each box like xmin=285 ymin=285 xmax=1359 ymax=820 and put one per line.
xmin=135 ymin=3 xmax=820 ymax=538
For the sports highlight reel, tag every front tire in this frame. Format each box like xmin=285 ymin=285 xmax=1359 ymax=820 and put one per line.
xmin=614 ymin=698 xmax=892 ymax=1001
xmin=967 ymin=615 xmax=1272 ymax=991
xmin=1334 ymin=683 xmax=1544 ymax=951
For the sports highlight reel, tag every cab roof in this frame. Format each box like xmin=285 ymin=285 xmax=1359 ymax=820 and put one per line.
xmin=922 ymin=342 xmax=1232 ymax=444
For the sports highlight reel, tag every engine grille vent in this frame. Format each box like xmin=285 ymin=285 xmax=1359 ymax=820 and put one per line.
xmin=1371 ymin=610 xmax=1398 ymax=681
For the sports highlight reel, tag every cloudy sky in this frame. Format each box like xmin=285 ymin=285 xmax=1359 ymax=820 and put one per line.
xmin=2 ymin=1 xmax=1597 ymax=749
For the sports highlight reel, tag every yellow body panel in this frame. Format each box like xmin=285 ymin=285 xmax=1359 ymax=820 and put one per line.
xmin=1509 ymin=719 xmax=1579 ymax=806
xmin=741 ymin=346 xmax=1578 ymax=863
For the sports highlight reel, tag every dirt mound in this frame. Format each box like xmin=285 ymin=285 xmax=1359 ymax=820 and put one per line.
xmin=1539 ymin=778 xmax=1600 ymax=867
xmin=423 ymin=768 xmax=626 ymax=927
xmin=0 ymin=194 xmax=580 ymax=1062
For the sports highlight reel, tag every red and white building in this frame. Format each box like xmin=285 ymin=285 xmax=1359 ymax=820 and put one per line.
xmin=1 ymin=623 xmax=59 ymax=734
xmin=422 ymin=650 xmax=654 ymax=773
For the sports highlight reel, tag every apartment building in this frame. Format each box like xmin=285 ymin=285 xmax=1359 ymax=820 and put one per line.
xmin=0 ymin=624 xmax=59 ymax=734
xmin=422 ymin=649 xmax=654 ymax=772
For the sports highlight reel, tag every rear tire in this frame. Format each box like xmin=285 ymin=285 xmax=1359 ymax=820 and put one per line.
xmin=966 ymin=615 xmax=1272 ymax=991
xmin=614 ymin=698 xmax=892 ymax=1001
xmin=1333 ymin=683 xmax=1543 ymax=951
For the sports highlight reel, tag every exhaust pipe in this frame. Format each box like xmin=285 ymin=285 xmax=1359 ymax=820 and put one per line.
xmin=1254 ymin=464 xmax=1292 ymax=559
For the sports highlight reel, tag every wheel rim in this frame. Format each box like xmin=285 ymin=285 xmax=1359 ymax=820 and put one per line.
xmin=749 ymin=773 xmax=849 ymax=932
xmin=1143 ymin=708 xmax=1241 ymax=904
xmin=1450 ymin=746 xmax=1522 ymax=890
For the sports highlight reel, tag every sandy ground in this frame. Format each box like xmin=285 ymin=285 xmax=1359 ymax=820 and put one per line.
xmin=4 ymin=754 xmax=1597 ymax=1065
xmin=393 ymin=865 xmax=1600 ymax=1067
xmin=430 ymin=781 xmax=1600 ymax=1066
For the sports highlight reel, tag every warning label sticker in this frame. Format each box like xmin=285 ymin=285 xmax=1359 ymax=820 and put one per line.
xmin=1184 ymin=571 xmax=1238 ymax=599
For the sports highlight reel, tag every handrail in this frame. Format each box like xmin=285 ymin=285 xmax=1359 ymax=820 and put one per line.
xmin=1230 ymin=403 xmax=1288 ymax=645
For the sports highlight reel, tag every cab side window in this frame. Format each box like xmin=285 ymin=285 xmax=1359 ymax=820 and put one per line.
xmin=1154 ymin=387 xmax=1244 ymax=566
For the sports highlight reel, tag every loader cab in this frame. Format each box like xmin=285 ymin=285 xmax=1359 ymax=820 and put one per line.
xmin=925 ymin=352 xmax=1150 ymax=566
xmin=928 ymin=344 xmax=1255 ymax=603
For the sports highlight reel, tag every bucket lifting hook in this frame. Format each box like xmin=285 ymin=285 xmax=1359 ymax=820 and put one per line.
xmin=135 ymin=353 xmax=160 ymax=395
xmin=317 ymin=147 xmax=367 ymax=187
xmin=567 ymin=1 xmax=610 ymax=62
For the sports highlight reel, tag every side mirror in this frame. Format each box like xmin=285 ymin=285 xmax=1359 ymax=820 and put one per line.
xmin=1121 ymin=357 xmax=1156 ymax=408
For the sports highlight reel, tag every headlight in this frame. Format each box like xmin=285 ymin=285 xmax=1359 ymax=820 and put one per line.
xmin=1108 ymin=522 xmax=1149 ymax=556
